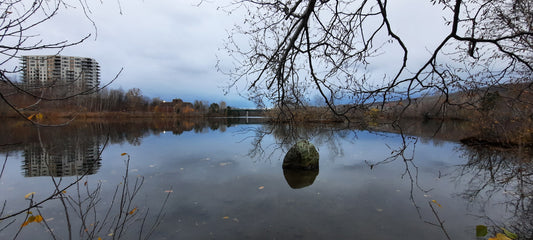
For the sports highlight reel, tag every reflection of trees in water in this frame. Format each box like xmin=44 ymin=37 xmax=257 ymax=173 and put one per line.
xmin=0 ymin=118 xmax=267 ymax=151
xmin=0 ymin=118 xmax=271 ymax=176
xmin=245 ymin=123 xmax=357 ymax=162
xmin=0 ymin=118 xmax=266 ymax=239
xmin=456 ymin=146 xmax=533 ymax=238
xmin=249 ymin=123 xmax=533 ymax=239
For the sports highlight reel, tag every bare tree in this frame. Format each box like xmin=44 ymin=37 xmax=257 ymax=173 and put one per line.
xmin=223 ymin=0 xmax=532 ymax=120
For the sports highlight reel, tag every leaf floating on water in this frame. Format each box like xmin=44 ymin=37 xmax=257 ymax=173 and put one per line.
xmin=121 ymin=153 xmax=127 ymax=156
xmin=128 ymin=208 xmax=138 ymax=215
xmin=501 ymin=228 xmax=518 ymax=239
xmin=108 ymin=232 xmax=114 ymax=236
xmin=376 ymin=208 xmax=383 ymax=212
xmin=476 ymin=225 xmax=488 ymax=237
xmin=431 ymin=200 xmax=442 ymax=208
xmin=222 ymin=216 xmax=230 ymax=220
xmin=24 ymin=192 xmax=35 ymax=199
xmin=164 ymin=190 xmax=173 ymax=193
xmin=219 ymin=162 xmax=232 ymax=166
xmin=258 ymin=186 xmax=264 ymax=190
xmin=489 ymin=233 xmax=512 ymax=240
xmin=98 ymin=238 xmax=102 ymax=240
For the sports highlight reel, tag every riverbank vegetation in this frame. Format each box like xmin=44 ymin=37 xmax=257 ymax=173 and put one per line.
xmin=266 ymin=82 xmax=533 ymax=148
xmin=0 ymin=84 xmax=246 ymax=121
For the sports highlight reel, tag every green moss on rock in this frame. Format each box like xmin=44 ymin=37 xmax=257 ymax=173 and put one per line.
xmin=282 ymin=140 xmax=319 ymax=170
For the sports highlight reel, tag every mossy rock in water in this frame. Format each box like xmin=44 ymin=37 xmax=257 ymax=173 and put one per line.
xmin=282 ymin=140 xmax=319 ymax=170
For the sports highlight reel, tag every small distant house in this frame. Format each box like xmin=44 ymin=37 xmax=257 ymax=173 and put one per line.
xmin=157 ymin=99 xmax=194 ymax=114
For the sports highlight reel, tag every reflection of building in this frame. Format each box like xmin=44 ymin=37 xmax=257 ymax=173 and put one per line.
xmin=21 ymin=55 xmax=100 ymax=91
xmin=22 ymin=138 xmax=102 ymax=177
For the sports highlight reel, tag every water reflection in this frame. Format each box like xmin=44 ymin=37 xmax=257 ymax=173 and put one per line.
xmin=248 ymin=122 xmax=533 ymax=238
xmin=0 ymin=118 xmax=268 ymax=177
xmin=283 ymin=168 xmax=319 ymax=189
xmin=246 ymin=123 xmax=355 ymax=163
xmin=22 ymin=140 xmax=102 ymax=177
xmin=1 ymin=118 xmax=533 ymax=239
xmin=456 ymin=145 xmax=533 ymax=238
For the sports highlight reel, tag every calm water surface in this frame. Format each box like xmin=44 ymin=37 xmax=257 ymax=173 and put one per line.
xmin=0 ymin=119 xmax=530 ymax=239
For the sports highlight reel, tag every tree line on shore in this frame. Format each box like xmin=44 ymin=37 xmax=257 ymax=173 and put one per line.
xmin=0 ymin=85 xmax=233 ymax=117
xmin=267 ymin=81 xmax=533 ymax=147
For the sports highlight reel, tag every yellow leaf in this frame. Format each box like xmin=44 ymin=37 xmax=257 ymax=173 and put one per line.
xmin=128 ymin=208 xmax=137 ymax=215
xmin=24 ymin=192 xmax=36 ymax=199
xmin=35 ymin=113 xmax=44 ymax=121
xmin=223 ymin=216 xmax=230 ymax=219
xmin=21 ymin=221 xmax=29 ymax=227
xmin=121 ymin=153 xmax=127 ymax=156
xmin=431 ymin=200 xmax=442 ymax=208
xmin=164 ymin=190 xmax=173 ymax=193
xmin=258 ymin=186 xmax=265 ymax=190
xmin=62 ymin=190 xmax=67 ymax=194
xmin=27 ymin=215 xmax=36 ymax=223
xmin=98 ymin=238 xmax=102 ymax=240
xmin=489 ymin=233 xmax=512 ymax=240
xmin=35 ymin=215 xmax=43 ymax=223
xmin=108 ymin=232 xmax=114 ymax=236
xmin=27 ymin=114 xmax=35 ymax=120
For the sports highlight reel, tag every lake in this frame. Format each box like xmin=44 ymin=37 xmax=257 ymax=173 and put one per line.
xmin=0 ymin=118 xmax=531 ymax=239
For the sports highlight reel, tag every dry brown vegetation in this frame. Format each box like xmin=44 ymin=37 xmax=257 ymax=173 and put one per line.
xmin=267 ymin=82 xmax=533 ymax=147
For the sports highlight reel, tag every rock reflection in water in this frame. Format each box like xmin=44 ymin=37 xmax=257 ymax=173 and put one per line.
xmin=283 ymin=168 xmax=319 ymax=189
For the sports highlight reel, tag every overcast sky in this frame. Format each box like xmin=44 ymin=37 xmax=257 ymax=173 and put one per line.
xmin=6 ymin=0 xmax=451 ymax=108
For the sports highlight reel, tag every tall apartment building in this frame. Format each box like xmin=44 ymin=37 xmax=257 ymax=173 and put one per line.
xmin=21 ymin=55 xmax=100 ymax=91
